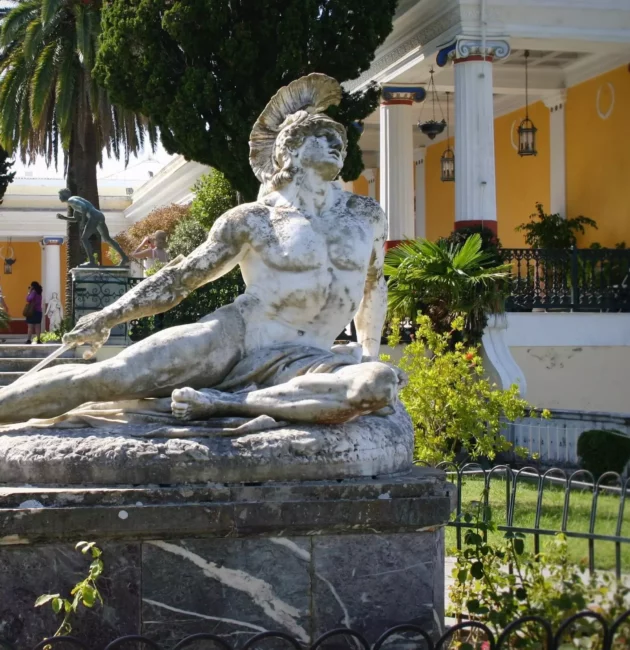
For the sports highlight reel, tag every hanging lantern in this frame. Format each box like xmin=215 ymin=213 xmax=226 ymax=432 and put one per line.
xmin=440 ymin=148 xmax=455 ymax=182
xmin=518 ymin=50 xmax=537 ymax=156
xmin=0 ymin=239 xmax=15 ymax=275
xmin=418 ymin=67 xmax=446 ymax=139
xmin=440 ymin=92 xmax=455 ymax=182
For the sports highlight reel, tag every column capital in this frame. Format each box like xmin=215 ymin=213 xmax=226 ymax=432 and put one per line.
xmin=543 ymin=90 xmax=567 ymax=111
xmin=42 ymin=236 xmax=64 ymax=246
xmin=437 ymin=37 xmax=510 ymax=66
xmin=381 ymin=84 xmax=426 ymax=106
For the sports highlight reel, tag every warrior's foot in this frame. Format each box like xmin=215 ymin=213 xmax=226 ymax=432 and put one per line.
xmin=171 ymin=387 xmax=224 ymax=421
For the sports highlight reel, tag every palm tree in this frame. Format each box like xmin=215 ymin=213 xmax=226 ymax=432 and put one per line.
xmin=384 ymin=234 xmax=512 ymax=344
xmin=0 ymin=0 xmax=155 ymax=313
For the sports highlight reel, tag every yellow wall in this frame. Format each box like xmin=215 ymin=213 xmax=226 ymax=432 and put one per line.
xmin=495 ymin=101 xmax=551 ymax=247
xmin=425 ymin=136 xmax=455 ymax=241
xmin=1 ymin=242 xmax=42 ymax=316
xmin=566 ymin=65 xmax=630 ymax=247
xmin=424 ymin=104 xmax=550 ymax=247
xmin=352 ymin=175 xmax=369 ymax=196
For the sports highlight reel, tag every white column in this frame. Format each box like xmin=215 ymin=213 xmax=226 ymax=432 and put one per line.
xmin=414 ymin=147 xmax=426 ymax=239
xmin=443 ymin=38 xmax=509 ymax=233
xmin=41 ymin=236 xmax=63 ymax=330
xmin=544 ymin=91 xmax=567 ymax=217
xmin=379 ymin=85 xmax=425 ymax=244
xmin=362 ymin=168 xmax=376 ymax=200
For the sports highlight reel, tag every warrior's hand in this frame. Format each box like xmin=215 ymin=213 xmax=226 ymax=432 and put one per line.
xmin=62 ymin=312 xmax=111 ymax=359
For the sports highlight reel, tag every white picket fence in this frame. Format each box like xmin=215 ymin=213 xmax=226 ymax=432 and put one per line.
xmin=504 ymin=409 xmax=630 ymax=467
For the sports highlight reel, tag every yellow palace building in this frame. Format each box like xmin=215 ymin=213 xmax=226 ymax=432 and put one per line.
xmin=344 ymin=0 xmax=630 ymax=251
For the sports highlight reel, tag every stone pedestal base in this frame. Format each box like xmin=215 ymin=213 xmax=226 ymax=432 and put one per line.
xmin=70 ymin=266 xmax=134 ymax=337
xmin=0 ymin=469 xmax=452 ymax=648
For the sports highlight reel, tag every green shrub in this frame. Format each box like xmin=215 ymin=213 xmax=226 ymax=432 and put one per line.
xmin=578 ymin=429 xmax=630 ymax=478
xmin=189 ymin=171 xmax=238 ymax=231
xmin=516 ymin=202 xmax=597 ymax=249
xmin=388 ymin=315 xmax=543 ymax=465
xmin=450 ymin=492 xmax=630 ymax=647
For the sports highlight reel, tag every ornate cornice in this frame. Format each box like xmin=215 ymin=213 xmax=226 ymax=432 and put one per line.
xmin=345 ymin=6 xmax=461 ymax=91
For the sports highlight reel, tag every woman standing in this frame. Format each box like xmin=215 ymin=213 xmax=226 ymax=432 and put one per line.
xmin=25 ymin=281 xmax=43 ymax=344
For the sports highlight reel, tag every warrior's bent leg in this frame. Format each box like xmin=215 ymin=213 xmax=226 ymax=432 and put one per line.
xmin=0 ymin=305 xmax=246 ymax=424
xmin=172 ymin=361 xmax=399 ymax=424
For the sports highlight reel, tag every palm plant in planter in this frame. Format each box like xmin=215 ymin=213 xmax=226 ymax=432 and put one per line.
xmin=384 ymin=234 xmax=512 ymax=344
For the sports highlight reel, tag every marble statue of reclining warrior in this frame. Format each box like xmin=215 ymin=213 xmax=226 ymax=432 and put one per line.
xmin=0 ymin=74 xmax=404 ymax=428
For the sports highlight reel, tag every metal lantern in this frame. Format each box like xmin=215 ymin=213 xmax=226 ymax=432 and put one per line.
xmin=440 ymin=92 xmax=455 ymax=182
xmin=0 ymin=239 xmax=15 ymax=274
xmin=440 ymin=148 xmax=455 ymax=182
xmin=517 ymin=50 xmax=537 ymax=157
xmin=518 ymin=117 xmax=538 ymax=156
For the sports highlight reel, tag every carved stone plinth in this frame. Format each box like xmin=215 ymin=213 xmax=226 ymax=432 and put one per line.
xmin=0 ymin=400 xmax=413 ymax=484
xmin=70 ymin=266 xmax=135 ymax=337
xmin=0 ymin=468 xmax=452 ymax=648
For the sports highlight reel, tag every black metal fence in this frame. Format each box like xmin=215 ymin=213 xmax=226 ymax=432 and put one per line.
xmin=441 ymin=463 xmax=630 ymax=578
xmin=1 ymin=614 xmax=630 ymax=650
xmin=502 ymin=247 xmax=630 ymax=312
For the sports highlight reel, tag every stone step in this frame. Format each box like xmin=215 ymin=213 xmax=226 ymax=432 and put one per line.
xmin=0 ymin=344 xmax=77 ymax=359
xmin=0 ymin=372 xmax=23 ymax=386
xmin=0 ymin=357 xmax=94 ymax=373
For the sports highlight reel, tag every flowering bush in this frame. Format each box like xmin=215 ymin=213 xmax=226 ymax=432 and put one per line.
xmin=388 ymin=316 xmax=539 ymax=465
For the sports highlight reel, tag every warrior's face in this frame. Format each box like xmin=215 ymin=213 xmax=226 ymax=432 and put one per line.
xmin=297 ymin=128 xmax=346 ymax=180
xmin=58 ymin=188 xmax=72 ymax=203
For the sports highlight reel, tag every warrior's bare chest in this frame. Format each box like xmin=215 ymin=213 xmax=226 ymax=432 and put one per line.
xmin=251 ymin=210 xmax=372 ymax=272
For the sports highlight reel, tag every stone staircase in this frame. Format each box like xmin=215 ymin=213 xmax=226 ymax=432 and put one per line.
xmin=0 ymin=345 xmax=95 ymax=387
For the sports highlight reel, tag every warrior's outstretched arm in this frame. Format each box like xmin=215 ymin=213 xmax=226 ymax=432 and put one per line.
xmin=354 ymin=205 xmax=387 ymax=358
xmin=63 ymin=207 xmax=250 ymax=353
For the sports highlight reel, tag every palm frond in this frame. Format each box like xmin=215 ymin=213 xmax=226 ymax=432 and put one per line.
xmin=54 ymin=37 xmax=76 ymax=139
xmin=23 ymin=17 xmax=44 ymax=61
xmin=41 ymin=0 xmax=63 ymax=27
xmin=30 ymin=41 xmax=55 ymax=121
xmin=0 ymin=0 xmax=39 ymax=47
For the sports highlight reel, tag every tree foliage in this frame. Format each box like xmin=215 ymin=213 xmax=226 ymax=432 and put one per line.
xmin=95 ymin=0 xmax=397 ymax=199
xmin=113 ymin=203 xmax=190 ymax=259
xmin=189 ymin=171 xmax=237 ymax=231
xmin=0 ymin=0 xmax=155 ymax=306
xmin=0 ymin=145 xmax=15 ymax=203
xmin=385 ymin=235 xmax=511 ymax=344
xmin=389 ymin=316 xmax=534 ymax=465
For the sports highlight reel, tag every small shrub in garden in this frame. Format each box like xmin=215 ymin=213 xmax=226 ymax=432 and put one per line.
xmin=578 ymin=429 xmax=630 ymax=478
xmin=388 ymin=315 xmax=540 ymax=465
xmin=449 ymin=494 xmax=630 ymax=648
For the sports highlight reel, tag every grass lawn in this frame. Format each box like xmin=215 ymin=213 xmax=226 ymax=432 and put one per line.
xmin=444 ymin=475 xmax=630 ymax=572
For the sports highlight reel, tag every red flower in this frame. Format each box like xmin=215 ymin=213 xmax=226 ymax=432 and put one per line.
xmin=465 ymin=353 xmax=474 ymax=361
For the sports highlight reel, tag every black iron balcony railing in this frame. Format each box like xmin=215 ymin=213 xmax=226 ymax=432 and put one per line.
xmin=502 ymin=247 xmax=630 ymax=312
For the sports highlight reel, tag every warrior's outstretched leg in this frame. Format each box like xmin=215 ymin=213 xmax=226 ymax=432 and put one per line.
xmin=171 ymin=361 xmax=399 ymax=425
xmin=0 ymin=306 xmax=245 ymax=424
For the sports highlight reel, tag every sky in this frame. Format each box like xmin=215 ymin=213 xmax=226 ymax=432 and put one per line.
xmin=11 ymin=142 xmax=176 ymax=182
